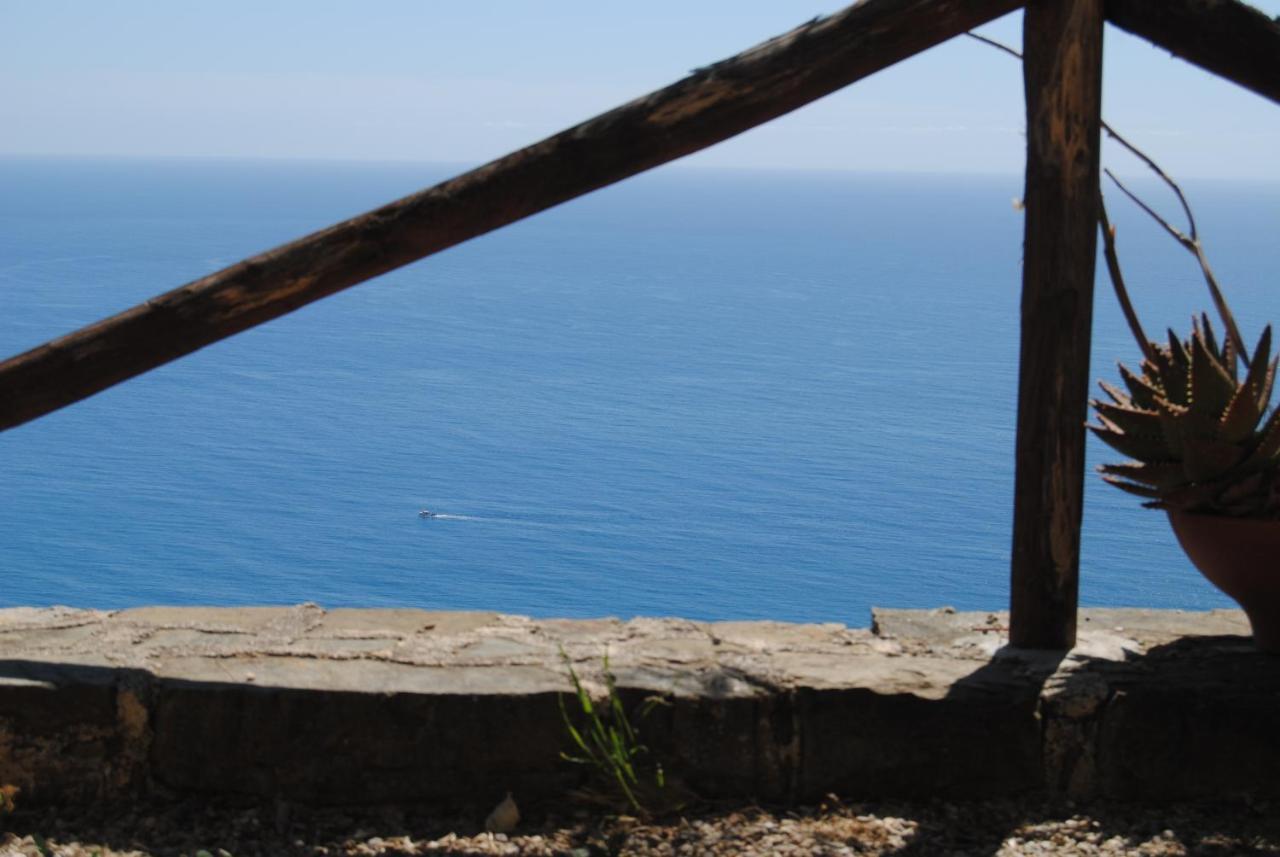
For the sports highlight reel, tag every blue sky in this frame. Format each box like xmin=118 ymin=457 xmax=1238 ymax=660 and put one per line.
xmin=3 ymin=2 xmax=1278 ymax=179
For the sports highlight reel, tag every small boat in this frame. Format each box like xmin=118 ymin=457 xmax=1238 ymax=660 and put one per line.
xmin=419 ymin=509 xmax=438 ymax=519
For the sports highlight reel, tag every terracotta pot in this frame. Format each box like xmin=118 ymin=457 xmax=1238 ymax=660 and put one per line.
xmin=1168 ymin=510 xmax=1280 ymax=653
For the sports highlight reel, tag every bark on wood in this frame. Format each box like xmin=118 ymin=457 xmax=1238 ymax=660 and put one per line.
xmin=0 ymin=0 xmax=1019 ymax=431
xmin=1010 ymin=0 xmax=1106 ymax=650
xmin=1106 ymin=0 xmax=1280 ymax=106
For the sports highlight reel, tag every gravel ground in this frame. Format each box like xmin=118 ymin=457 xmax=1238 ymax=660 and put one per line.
xmin=1 ymin=796 xmax=1276 ymax=857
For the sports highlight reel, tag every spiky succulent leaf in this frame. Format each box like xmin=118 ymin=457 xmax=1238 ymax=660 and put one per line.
xmin=1238 ymin=409 xmax=1280 ymax=472
xmin=1223 ymin=334 xmax=1238 ymax=381
xmin=1199 ymin=313 xmax=1220 ymax=363
xmin=1242 ymin=325 xmax=1274 ymax=402
xmin=1090 ymin=401 xmax=1165 ymax=439
xmin=1098 ymin=380 xmax=1131 ymax=408
xmin=1169 ymin=329 xmax=1191 ymax=366
xmin=1179 ymin=435 xmax=1247 ymax=482
xmin=1158 ymin=331 xmax=1192 ymax=406
xmin=1151 ymin=397 xmax=1219 ymax=459
xmin=1216 ymin=324 xmax=1272 ymax=445
xmin=1188 ymin=330 xmax=1237 ymax=419
xmin=1155 ymin=368 xmax=1188 ymax=409
xmin=1218 ymin=380 xmax=1263 ymax=444
xmin=1118 ymin=363 xmax=1165 ymax=411
xmin=1250 ymin=324 xmax=1272 ymax=368
xmin=1158 ymin=480 xmax=1229 ymax=511
xmin=1172 ymin=327 xmax=1187 ymax=368
xmin=1089 ymin=420 xmax=1170 ymax=462
xmin=1259 ymin=356 xmax=1279 ymax=415
xmin=1101 ymin=474 xmax=1163 ymax=500
xmin=1216 ymin=471 xmax=1267 ymax=512
xmin=1099 ymin=461 xmax=1186 ymax=491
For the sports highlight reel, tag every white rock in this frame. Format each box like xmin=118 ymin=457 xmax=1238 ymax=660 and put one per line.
xmin=485 ymin=792 xmax=520 ymax=834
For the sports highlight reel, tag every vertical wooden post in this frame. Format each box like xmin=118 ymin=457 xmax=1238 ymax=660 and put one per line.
xmin=1010 ymin=0 xmax=1105 ymax=649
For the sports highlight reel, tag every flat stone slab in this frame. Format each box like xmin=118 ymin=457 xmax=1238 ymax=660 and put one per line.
xmin=0 ymin=605 xmax=1272 ymax=806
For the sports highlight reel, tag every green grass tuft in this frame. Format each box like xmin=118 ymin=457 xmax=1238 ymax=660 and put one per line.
xmin=557 ymin=649 xmax=669 ymax=815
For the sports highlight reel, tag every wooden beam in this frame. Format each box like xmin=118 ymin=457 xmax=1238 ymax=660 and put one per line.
xmin=1106 ymin=0 xmax=1280 ymax=106
xmin=0 ymin=0 xmax=1020 ymax=432
xmin=1010 ymin=0 xmax=1105 ymax=650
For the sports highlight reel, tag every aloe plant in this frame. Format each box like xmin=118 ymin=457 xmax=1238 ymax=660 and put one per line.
xmin=1084 ymin=116 xmax=1280 ymax=523
xmin=1091 ymin=314 xmax=1280 ymax=518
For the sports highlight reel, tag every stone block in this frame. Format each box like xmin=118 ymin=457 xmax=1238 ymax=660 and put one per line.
xmin=0 ymin=661 xmax=141 ymax=802
xmin=149 ymin=683 xmax=571 ymax=804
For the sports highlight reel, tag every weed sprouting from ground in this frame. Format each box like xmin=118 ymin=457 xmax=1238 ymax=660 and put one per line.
xmin=558 ymin=650 xmax=669 ymax=815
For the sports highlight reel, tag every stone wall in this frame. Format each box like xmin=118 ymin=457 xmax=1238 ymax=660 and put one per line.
xmin=0 ymin=605 xmax=1273 ymax=806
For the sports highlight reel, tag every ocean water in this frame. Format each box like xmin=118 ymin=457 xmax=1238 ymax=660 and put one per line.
xmin=1 ymin=158 xmax=1276 ymax=623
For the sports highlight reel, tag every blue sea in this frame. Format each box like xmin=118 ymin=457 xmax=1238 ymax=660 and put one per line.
xmin=1 ymin=158 xmax=1276 ymax=623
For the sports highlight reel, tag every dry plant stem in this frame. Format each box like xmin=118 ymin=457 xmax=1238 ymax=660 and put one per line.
xmin=1096 ymin=194 xmax=1157 ymax=364
xmin=967 ymin=28 xmax=1252 ymax=371
xmin=1099 ymin=127 xmax=1197 ymax=240
xmin=1103 ymin=168 xmax=1195 ymax=247
xmin=1102 ymin=168 xmax=1250 ymax=372
xmin=963 ymin=31 xmax=1021 ymax=60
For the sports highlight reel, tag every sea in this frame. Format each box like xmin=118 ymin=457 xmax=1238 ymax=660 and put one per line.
xmin=1 ymin=157 xmax=1276 ymax=623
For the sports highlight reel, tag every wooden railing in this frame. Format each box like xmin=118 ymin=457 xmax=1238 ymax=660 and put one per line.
xmin=1 ymin=0 xmax=1276 ymax=648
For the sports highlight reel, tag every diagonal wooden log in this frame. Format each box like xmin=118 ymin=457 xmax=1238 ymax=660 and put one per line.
xmin=0 ymin=0 xmax=1019 ymax=431
xmin=1010 ymin=0 xmax=1105 ymax=650
xmin=1106 ymin=0 xmax=1280 ymax=105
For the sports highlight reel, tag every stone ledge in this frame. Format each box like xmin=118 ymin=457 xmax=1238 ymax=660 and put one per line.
xmin=0 ymin=606 xmax=1272 ymax=805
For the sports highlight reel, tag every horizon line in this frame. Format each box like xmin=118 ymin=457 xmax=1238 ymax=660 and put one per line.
xmin=4 ymin=152 xmax=1280 ymax=186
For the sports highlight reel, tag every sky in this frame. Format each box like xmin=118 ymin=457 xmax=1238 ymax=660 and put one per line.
xmin=2 ymin=1 xmax=1279 ymax=180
